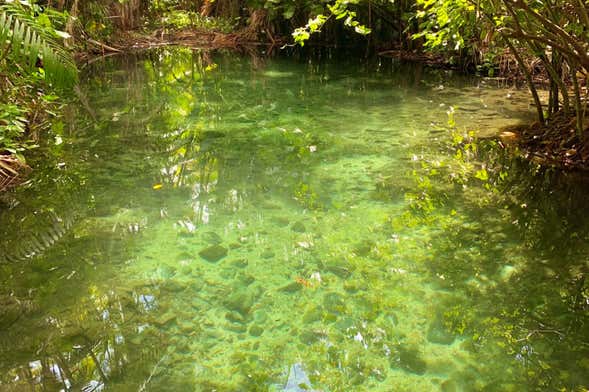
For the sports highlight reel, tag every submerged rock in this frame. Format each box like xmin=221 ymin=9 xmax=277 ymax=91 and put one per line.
xmin=302 ymin=306 xmax=323 ymax=324
xmin=299 ymin=329 xmax=325 ymax=345
xmin=161 ymin=280 xmax=187 ymax=293
xmin=231 ymin=259 xmax=248 ymax=268
xmin=202 ymin=231 xmax=223 ymax=245
xmin=198 ymin=245 xmax=228 ymax=262
xmin=272 ymin=217 xmax=290 ymax=227
xmin=427 ymin=315 xmax=455 ymax=345
xmin=441 ymin=379 xmax=458 ymax=392
xmin=323 ymin=292 xmax=346 ymax=315
xmin=249 ymin=324 xmax=264 ymax=337
xmin=323 ymin=260 xmax=354 ymax=279
xmin=291 ymin=221 xmax=306 ymax=233
xmin=153 ymin=312 xmax=177 ymax=327
xmin=398 ymin=347 xmax=427 ymax=375
xmin=353 ymin=240 xmax=375 ymax=257
xmin=225 ymin=311 xmax=245 ymax=324
xmin=279 ymin=281 xmax=303 ymax=293
xmin=224 ymin=290 xmax=254 ymax=315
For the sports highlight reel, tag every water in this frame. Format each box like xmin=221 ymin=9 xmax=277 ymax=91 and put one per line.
xmin=1 ymin=48 xmax=588 ymax=391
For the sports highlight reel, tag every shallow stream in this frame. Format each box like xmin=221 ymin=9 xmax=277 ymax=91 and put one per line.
xmin=1 ymin=49 xmax=588 ymax=391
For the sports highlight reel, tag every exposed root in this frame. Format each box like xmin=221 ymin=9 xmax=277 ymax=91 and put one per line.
xmin=503 ymin=109 xmax=589 ymax=170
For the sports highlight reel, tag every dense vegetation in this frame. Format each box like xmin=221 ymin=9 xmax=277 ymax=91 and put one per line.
xmin=0 ymin=0 xmax=588 ymax=189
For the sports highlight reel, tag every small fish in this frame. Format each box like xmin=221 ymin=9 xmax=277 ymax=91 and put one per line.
xmin=295 ymin=276 xmax=312 ymax=288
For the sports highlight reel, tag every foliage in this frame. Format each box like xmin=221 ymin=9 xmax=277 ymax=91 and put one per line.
xmin=160 ymin=9 xmax=238 ymax=32
xmin=0 ymin=0 xmax=76 ymax=179
xmin=413 ymin=0 xmax=589 ymax=132
xmin=291 ymin=0 xmax=372 ymax=46
xmin=0 ymin=1 xmax=77 ymax=88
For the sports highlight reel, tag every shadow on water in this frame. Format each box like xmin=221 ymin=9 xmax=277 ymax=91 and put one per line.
xmin=0 ymin=48 xmax=583 ymax=391
xmin=393 ymin=137 xmax=589 ymax=390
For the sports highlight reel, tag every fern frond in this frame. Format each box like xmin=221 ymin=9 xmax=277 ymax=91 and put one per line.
xmin=0 ymin=1 xmax=77 ymax=88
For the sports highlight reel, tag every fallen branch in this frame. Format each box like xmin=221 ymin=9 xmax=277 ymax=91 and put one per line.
xmin=138 ymin=353 xmax=168 ymax=392
xmin=87 ymin=38 xmax=122 ymax=53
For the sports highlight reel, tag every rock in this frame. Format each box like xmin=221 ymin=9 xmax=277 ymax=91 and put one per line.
xmin=162 ymin=280 xmax=187 ymax=293
xmin=224 ymin=290 xmax=254 ymax=315
xmin=225 ymin=322 xmax=247 ymax=333
xmin=399 ymin=347 xmax=427 ymax=375
xmin=261 ymin=249 xmax=275 ymax=259
xmin=202 ymin=231 xmax=223 ymax=245
xmin=176 ymin=252 xmax=193 ymax=261
xmin=231 ymin=259 xmax=248 ymax=268
xmin=180 ymin=265 xmax=192 ymax=276
xmin=334 ymin=317 xmax=354 ymax=332
xmin=427 ymin=315 xmax=455 ymax=345
xmin=350 ymin=374 xmax=366 ymax=386
xmin=299 ymin=330 xmax=325 ymax=345
xmin=190 ymin=280 xmax=204 ymax=292
xmin=153 ymin=312 xmax=177 ymax=327
xmin=291 ymin=221 xmax=306 ymax=233
xmin=302 ymin=306 xmax=323 ymax=324
xmin=238 ymin=274 xmax=255 ymax=286
xmin=253 ymin=310 xmax=268 ymax=324
xmin=225 ymin=311 xmax=245 ymax=324
xmin=249 ymin=325 xmax=264 ymax=337
xmin=324 ymin=261 xmax=354 ymax=279
xmin=280 ymin=281 xmax=303 ymax=293
xmin=441 ymin=379 xmax=458 ymax=392
xmin=272 ymin=217 xmax=290 ymax=227
xmin=353 ymin=240 xmax=375 ymax=257
xmin=323 ymin=292 xmax=346 ymax=315
xmin=199 ymin=245 xmax=228 ymax=262
xmin=343 ymin=279 xmax=361 ymax=292
xmin=157 ymin=265 xmax=177 ymax=279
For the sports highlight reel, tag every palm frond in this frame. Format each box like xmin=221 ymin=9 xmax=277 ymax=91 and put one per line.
xmin=0 ymin=1 xmax=77 ymax=88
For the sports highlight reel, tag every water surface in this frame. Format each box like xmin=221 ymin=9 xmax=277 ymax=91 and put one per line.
xmin=1 ymin=49 xmax=588 ymax=391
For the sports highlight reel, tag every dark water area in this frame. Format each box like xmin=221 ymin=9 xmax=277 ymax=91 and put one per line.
xmin=0 ymin=48 xmax=588 ymax=391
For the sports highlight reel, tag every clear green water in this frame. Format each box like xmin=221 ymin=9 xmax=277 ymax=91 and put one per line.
xmin=1 ymin=48 xmax=589 ymax=391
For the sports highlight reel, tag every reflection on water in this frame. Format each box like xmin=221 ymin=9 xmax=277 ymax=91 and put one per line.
xmin=1 ymin=48 xmax=588 ymax=391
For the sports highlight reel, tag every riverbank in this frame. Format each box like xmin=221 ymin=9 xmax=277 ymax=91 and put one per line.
xmin=502 ymin=110 xmax=589 ymax=171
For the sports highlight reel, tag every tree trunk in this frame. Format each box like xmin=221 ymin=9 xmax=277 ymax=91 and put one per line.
xmin=200 ymin=0 xmax=214 ymax=17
